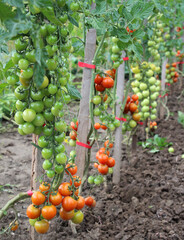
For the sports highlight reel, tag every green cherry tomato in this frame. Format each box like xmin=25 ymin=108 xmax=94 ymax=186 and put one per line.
xmin=32 ymin=113 xmax=45 ymax=127
xmin=88 ymin=176 xmax=94 ymax=184
xmin=12 ymin=52 xmax=22 ymax=64
xmin=14 ymin=86 xmax=28 ymax=100
xmin=21 ymin=68 xmax=33 ymax=79
xmin=47 ymin=24 xmax=57 ymax=34
xmin=40 ymin=25 xmax=48 ymax=37
xmin=55 ymin=164 xmax=64 ymax=174
xmin=57 ymin=0 xmax=66 ymax=7
xmin=18 ymin=59 xmax=29 ymax=70
xmin=55 ymin=121 xmax=67 ymax=132
xmin=59 ymin=77 xmax=67 ymax=86
xmin=60 ymin=28 xmax=68 ymax=37
xmin=55 ymin=144 xmax=65 ymax=154
xmin=39 ymin=76 xmax=49 ymax=90
xmin=46 ymin=45 xmax=55 ymax=57
xmin=46 ymin=59 xmax=58 ymax=71
xmin=108 ymin=168 xmax=113 ymax=174
xmin=51 ymin=106 xmax=59 ymax=116
xmin=59 ymin=14 xmax=68 ymax=23
xmin=93 ymin=108 xmax=101 ymax=116
xmin=30 ymin=101 xmax=44 ymax=113
xmin=54 ymin=102 xmax=63 ymax=110
xmin=48 ymin=84 xmax=58 ymax=94
xmin=29 ymin=219 xmax=37 ymax=226
xmin=43 ymin=96 xmax=55 ymax=108
xmin=38 ymin=136 xmax=48 ymax=148
xmin=70 ymin=2 xmax=79 ymax=12
xmin=7 ymin=74 xmax=19 ymax=85
xmin=41 ymin=148 xmax=53 ymax=159
xmin=46 ymin=170 xmax=55 ymax=178
xmin=23 ymin=109 xmax=36 ymax=122
xmin=46 ymin=35 xmax=57 ymax=45
xmin=70 ymin=150 xmax=76 ymax=158
xmin=114 ymin=119 xmax=121 ymax=128
xmin=34 ymin=126 xmax=43 ymax=135
xmin=15 ymin=39 xmax=28 ymax=51
xmin=108 ymin=123 xmax=115 ymax=131
xmin=43 ymin=110 xmax=54 ymax=122
xmin=31 ymin=90 xmax=44 ymax=101
xmin=43 ymin=160 xmax=52 ymax=170
xmin=56 ymin=153 xmax=67 ymax=164
xmin=69 ymin=139 xmax=76 ymax=147
xmin=55 ymin=133 xmax=65 ymax=143
xmin=94 ymin=177 xmax=102 ymax=185
xmin=22 ymin=122 xmax=35 ymax=134
xmin=14 ymin=111 xmax=24 ymax=124
xmin=63 ymin=95 xmax=71 ymax=104
xmin=112 ymin=45 xmax=120 ymax=54
xmin=18 ymin=125 xmax=26 ymax=135
xmin=129 ymin=120 xmax=137 ymax=128
xmin=71 ymin=211 xmax=84 ymax=224
xmin=16 ymin=100 xmax=27 ymax=111
xmin=93 ymin=96 xmax=101 ymax=105
xmin=43 ymin=127 xmax=53 ymax=136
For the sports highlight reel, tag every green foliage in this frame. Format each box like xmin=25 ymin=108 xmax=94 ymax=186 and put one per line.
xmin=67 ymin=83 xmax=81 ymax=100
xmin=138 ymin=134 xmax=172 ymax=153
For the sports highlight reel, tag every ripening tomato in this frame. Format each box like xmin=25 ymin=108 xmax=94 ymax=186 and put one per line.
xmin=65 ymin=163 xmax=78 ymax=175
xmin=85 ymin=196 xmax=95 ymax=207
xmin=172 ymin=62 xmax=177 ymax=68
xmin=98 ymin=164 xmax=108 ymax=175
xmin=70 ymin=130 xmax=77 ymax=140
xmin=106 ymin=157 xmax=115 ymax=167
xmin=101 ymin=124 xmax=107 ymax=130
xmin=70 ymin=175 xmax=81 ymax=187
xmin=98 ymin=153 xmax=108 ymax=164
xmin=104 ymin=140 xmax=113 ymax=148
xmin=98 ymin=147 xmax=110 ymax=156
xmin=94 ymin=162 xmax=99 ymax=168
xmin=94 ymin=123 xmax=101 ymax=129
xmin=132 ymin=112 xmax=141 ymax=121
xmin=34 ymin=219 xmax=49 ymax=234
xmin=26 ymin=204 xmax=41 ymax=219
xmin=105 ymin=69 xmax=115 ymax=79
xmin=76 ymin=196 xmax=85 ymax=210
xmin=10 ymin=221 xmax=19 ymax=231
xmin=131 ymin=94 xmax=139 ymax=102
xmin=62 ymin=196 xmax=77 ymax=211
xmin=94 ymin=74 xmax=103 ymax=84
xmin=101 ymin=77 xmax=114 ymax=88
xmin=95 ymin=84 xmax=105 ymax=92
xmin=58 ymin=182 xmax=72 ymax=196
xmin=41 ymin=205 xmax=57 ymax=220
xmin=70 ymin=121 xmax=78 ymax=131
xmin=31 ymin=191 xmax=46 ymax=206
xmin=39 ymin=182 xmax=50 ymax=193
xmin=59 ymin=208 xmax=74 ymax=220
xmin=129 ymin=103 xmax=138 ymax=113
xmin=49 ymin=191 xmax=62 ymax=206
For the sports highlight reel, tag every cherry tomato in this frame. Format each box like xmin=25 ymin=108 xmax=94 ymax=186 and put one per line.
xmin=59 ymin=208 xmax=74 ymax=220
xmin=98 ymin=154 xmax=108 ymax=164
xmin=10 ymin=221 xmax=19 ymax=231
xmin=71 ymin=210 xmax=84 ymax=224
xmin=25 ymin=50 xmax=36 ymax=63
xmin=41 ymin=205 xmax=57 ymax=220
xmin=104 ymin=140 xmax=113 ymax=148
xmin=85 ymin=196 xmax=94 ymax=207
xmin=41 ymin=148 xmax=53 ymax=159
xmin=18 ymin=59 xmax=29 ymax=70
xmin=39 ymin=182 xmax=50 ymax=193
xmin=56 ymin=153 xmax=67 ymax=164
xmin=14 ymin=86 xmax=28 ymax=100
xmin=94 ymin=123 xmax=101 ymax=129
xmin=70 ymin=2 xmax=79 ymax=11
xmin=106 ymin=157 xmax=115 ymax=167
xmin=12 ymin=52 xmax=22 ymax=64
xmin=26 ymin=204 xmax=41 ymax=219
xmin=38 ymin=136 xmax=48 ymax=148
xmin=15 ymin=39 xmax=28 ymax=51
xmin=58 ymin=182 xmax=72 ymax=196
xmin=31 ymin=191 xmax=46 ymax=205
xmin=7 ymin=74 xmax=19 ymax=85
xmin=95 ymin=84 xmax=105 ymax=92
xmin=34 ymin=219 xmax=49 ymax=234
xmin=62 ymin=196 xmax=77 ymax=211
xmin=65 ymin=163 xmax=78 ymax=175
xmin=98 ymin=164 xmax=108 ymax=175
xmin=22 ymin=122 xmax=35 ymax=134
xmin=70 ymin=175 xmax=81 ymax=187
xmin=94 ymin=74 xmax=103 ymax=84
xmin=102 ymin=77 xmax=114 ymax=88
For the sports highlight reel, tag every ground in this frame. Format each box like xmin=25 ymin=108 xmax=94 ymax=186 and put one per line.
xmin=0 ymin=83 xmax=184 ymax=240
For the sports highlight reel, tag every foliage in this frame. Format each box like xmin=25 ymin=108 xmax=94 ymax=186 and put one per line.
xmin=138 ymin=134 xmax=172 ymax=153
xmin=178 ymin=111 xmax=184 ymax=127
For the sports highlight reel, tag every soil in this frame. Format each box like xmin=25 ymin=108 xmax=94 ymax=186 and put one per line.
xmin=1 ymin=83 xmax=184 ymax=240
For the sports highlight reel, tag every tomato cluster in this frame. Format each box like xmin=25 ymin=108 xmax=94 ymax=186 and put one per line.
xmin=95 ymin=70 xmax=115 ymax=92
xmin=176 ymin=50 xmax=184 ymax=59
xmin=166 ymin=63 xmax=179 ymax=84
xmin=121 ymin=94 xmax=140 ymax=133
xmin=110 ymin=37 xmax=124 ymax=69
xmin=131 ymin=62 xmax=161 ymax=121
xmin=68 ymin=120 xmax=78 ymax=147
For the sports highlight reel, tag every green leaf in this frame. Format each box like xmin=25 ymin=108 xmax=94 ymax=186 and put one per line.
xmin=31 ymin=143 xmax=42 ymax=150
xmin=2 ymin=0 xmax=24 ymax=8
xmin=150 ymin=148 xmax=159 ymax=153
xmin=41 ymin=7 xmax=62 ymax=26
xmin=0 ymin=83 xmax=8 ymax=93
xmin=3 ymin=59 xmax=14 ymax=72
xmin=0 ymin=2 xmax=15 ymax=21
xmin=132 ymin=29 xmax=145 ymax=39
xmin=28 ymin=0 xmax=53 ymax=8
xmin=68 ymin=15 xmax=79 ymax=27
xmin=67 ymin=83 xmax=81 ymax=99
xmin=132 ymin=42 xmax=143 ymax=60
xmin=178 ymin=111 xmax=184 ymax=127
xmin=91 ymin=1 xmax=107 ymax=15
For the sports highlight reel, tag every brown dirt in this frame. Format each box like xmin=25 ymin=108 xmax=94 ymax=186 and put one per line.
xmin=1 ymin=83 xmax=184 ymax=240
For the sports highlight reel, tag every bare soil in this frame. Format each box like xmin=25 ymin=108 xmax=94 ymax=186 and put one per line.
xmin=1 ymin=83 xmax=184 ymax=240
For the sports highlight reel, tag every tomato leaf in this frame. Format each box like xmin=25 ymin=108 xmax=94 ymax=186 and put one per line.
xmin=2 ymin=0 xmax=24 ymax=8
xmin=3 ymin=60 xmax=14 ymax=72
xmin=0 ymin=2 xmax=15 ymax=21
xmin=31 ymin=143 xmax=42 ymax=150
xmin=28 ymin=0 xmax=53 ymax=8
xmin=68 ymin=15 xmax=79 ymax=27
xmin=66 ymin=83 xmax=81 ymax=100
xmin=41 ymin=8 xmax=62 ymax=26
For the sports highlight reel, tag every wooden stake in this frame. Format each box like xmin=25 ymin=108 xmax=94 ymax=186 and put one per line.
xmin=75 ymin=29 xmax=97 ymax=179
xmin=113 ymin=52 xmax=126 ymax=184
xmin=159 ymin=57 xmax=168 ymax=119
